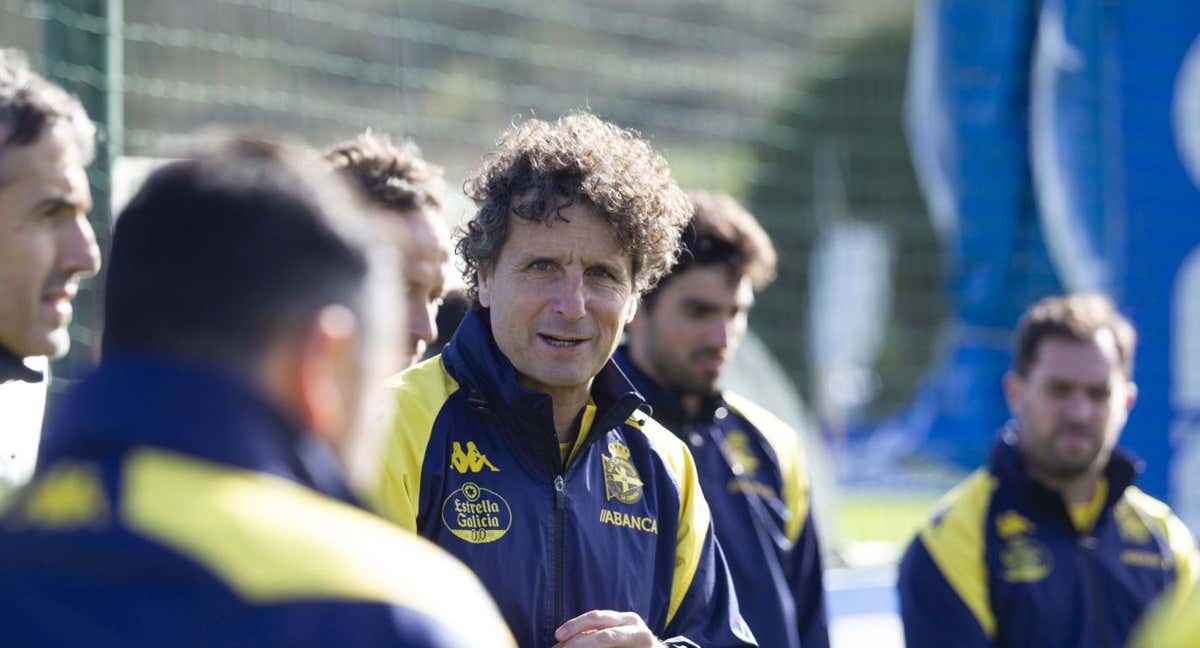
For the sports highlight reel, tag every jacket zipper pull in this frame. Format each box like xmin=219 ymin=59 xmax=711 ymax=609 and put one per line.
xmin=554 ymin=474 xmax=565 ymax=509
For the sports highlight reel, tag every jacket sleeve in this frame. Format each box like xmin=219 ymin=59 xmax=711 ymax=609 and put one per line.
xmin=897 ymin=535 xmax=994 ymax=647
xmin=787 ymin=508 xmax=830 ymax=648
xmin=370 ymin=359 xmax=456 ymax=530
xmin=898 ymin=468 xmax=999 ymax=647
xmin=660 ymin=442 xmax=757 ymax=647
xmin=725 ymin=390 xmax=830 ymax=647
xmin=897 ymin=528 xmax=998 ymax=643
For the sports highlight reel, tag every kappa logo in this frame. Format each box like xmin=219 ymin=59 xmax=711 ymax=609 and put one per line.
xmin=996 ymin=511 xmax=1036 ymax=538
xmin=450 ymin=441 xmax=499 ymax=474
xmin=8 ymin=462 xmax=109 ymax=531
xmin=601 ymin=441 xmax=644 ymax=505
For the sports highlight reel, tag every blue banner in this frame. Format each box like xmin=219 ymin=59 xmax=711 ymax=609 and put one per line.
xmin=904 ymin=0 xmax=1200 ymax=511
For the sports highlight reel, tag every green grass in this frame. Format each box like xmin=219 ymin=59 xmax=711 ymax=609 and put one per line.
xmin=835 ymin=491 xmax=940 ymax=546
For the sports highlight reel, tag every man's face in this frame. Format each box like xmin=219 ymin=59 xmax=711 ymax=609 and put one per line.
xmin=1004 ymin=332 xmax=1137 ymax=482
xmin=0 ymin=124 xmax=99 ymax=358
xmin=478 ymin=204 xmax=636 ymax=399
xmin=628 ymin=264 xmax=753 ymax=396
xmin=392 ymin=207 xmax=449 ymax=368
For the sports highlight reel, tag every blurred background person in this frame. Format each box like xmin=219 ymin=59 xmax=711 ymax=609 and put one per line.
xmin=0 ymin=49 xmax=100 ymax=493
xmin=898 ymin=294 xmax=1198 ymax=647
xmin=0 ymin=134 xmax=512 ymax=647
xmin=374 ymin=112 xmax=756 ymax=647
xmin=327 ymin=131 xmax=451 ymax=370
xmin=422 ymin=287 xmax=470 ymax=361
xmin=617 ymin=189 xmax=828 ymax=648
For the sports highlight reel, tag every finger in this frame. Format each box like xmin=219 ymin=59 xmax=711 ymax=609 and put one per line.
xmin=554 ymin=610 xmax=638 ymax=642
xmin=557 ymin=625 xmax=658 ymax=648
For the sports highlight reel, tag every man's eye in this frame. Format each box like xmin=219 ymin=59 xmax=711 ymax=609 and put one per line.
xmin=529 ymin=260 xmax=554 ymax=272
xmin=587 ymin=267 xmax=616 ymax=280
xmin=1046 ymin=384 xmax=1072 ymax=398
xmin=1088 ymin=388 xmax=1111 ymax=401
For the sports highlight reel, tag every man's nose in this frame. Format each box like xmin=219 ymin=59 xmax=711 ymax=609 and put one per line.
xmin=59 ymin=214 xmax=101 ymax=279
xmin=551 ymin=273 xmax=586 ymax=320
xmin=410 ymin=300 xmax=438 ymax=345
xmin=1063 ymin=392 xmax=1098 ymax=422
xmin=704 ymin=317 xmax=733 ymax=349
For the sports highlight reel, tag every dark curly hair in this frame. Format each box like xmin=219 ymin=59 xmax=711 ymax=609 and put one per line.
xmin=643 ymin=189 xmax=777 ymax=308
xmin=326 ymin=130 xmax=445 ymax=212
xmin=0 ymin=49 xmax=94 ymax=162
xmin=457 ymin=112 xmax=691 ymax=305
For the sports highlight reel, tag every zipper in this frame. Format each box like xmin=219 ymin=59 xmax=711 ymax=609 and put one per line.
xmin=553 ymin=473 xmax=566 ymax=630
xmin=1078 ymin=535 xmax=1111 ymax=648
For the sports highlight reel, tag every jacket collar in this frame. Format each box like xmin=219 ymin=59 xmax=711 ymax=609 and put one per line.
xmin=39 ymin=353 xmax=358 ymax=506
xmin=988 ymin=426 xmax=1141 ymax=524
xmin=0 ymin=345 xmax=42 ymax=385
xmin=442 ymin=310 xmax=646 ymax=475
xmin=613 ymin=344 xmax=723 ymax=435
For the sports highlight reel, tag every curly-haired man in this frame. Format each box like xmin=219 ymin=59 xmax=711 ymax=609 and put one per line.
xmin=373 ymin=113 xmax=757 ymax=648
xmin=327 ymin=131 xmax=450 ymax=369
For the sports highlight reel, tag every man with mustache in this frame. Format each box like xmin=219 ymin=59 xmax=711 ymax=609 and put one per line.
xmin=0 ymin=50 xmax=100 ymax=492
xmin=0 ymin=135 xmax=513 ymax=646
xmin=327 ymin=131 xmax=452 ymax=369
xmin=615 ymin=190 xmax=829 ymax=648
xmin=374 ymin=112 xmax=756 ymax=648
xmin=899 ymin=294 xmax=1198 ymax=647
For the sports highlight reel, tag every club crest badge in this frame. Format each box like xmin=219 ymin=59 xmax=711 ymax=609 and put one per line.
xmin=721 ymin=430 xmax=761 ymax=477
xmin=1000 ymin=535 xmax=1053 ymax=583
xmin=601 ymin=441 xmax=644 ymax=505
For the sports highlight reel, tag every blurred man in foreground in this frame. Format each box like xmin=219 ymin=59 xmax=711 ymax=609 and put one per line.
xmin=1128 ymin=575 xmax=1200 ymax=648
xmin=327 ymin=131 xmax=451 ymax=369
xmin=0 ymin=49 xmax=100 ymax=490
xmin=899 ymin=294 xmax=1198 ymax=647
xmin=0 ymin=135 xmax=513 ymax=647
xmin=616 ymin=190 xmax=829 ymax=648
xmin=375 ymin=112 xmax=756 ymax=647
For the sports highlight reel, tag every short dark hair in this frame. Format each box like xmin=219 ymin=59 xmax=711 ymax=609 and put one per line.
xmin=325 ymin=130 xmax=445 ymax=213
xmin=643 ymin=190 xmax=777 ymax=307
xmin=0 ymin=49 xmax=94 ymax=162
xmin=102 ymin=135 xmax=378 ymax=372
xmin=1012 ymin=293 xmax=1137 ymax=378
xmin=457 ymin=112 xmax=691 ymax=305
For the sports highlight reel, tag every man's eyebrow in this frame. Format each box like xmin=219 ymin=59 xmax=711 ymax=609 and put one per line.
xmin=681 ymin=297 xmax=723 ymax=310
xmin=33 ymin=194 xmax=91 ymax=214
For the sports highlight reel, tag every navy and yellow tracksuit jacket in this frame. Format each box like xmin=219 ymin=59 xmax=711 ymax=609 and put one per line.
xmin=0 ymin=355 xmax=514 ymax=647
xmin=375 ymin=310 xmax=757 ymax=647
xmin=615 ymin=346 xmax=830 ymax=648
xmin=898 ymin=433 xmax=1198 ymax=647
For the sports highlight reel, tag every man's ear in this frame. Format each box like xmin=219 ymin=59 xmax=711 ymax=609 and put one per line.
xmin=294 ymin=305 xmax=360 ymax=444
xmin=1123 ymin=380 xmax=1138 ymax=413
xmin=624 ymin=295 xmax=639 ymax=326
xmin=1002 ymin=370 xmax=1024 ymax=418
xmin=477 ymin=264 xmax=493 ymax=309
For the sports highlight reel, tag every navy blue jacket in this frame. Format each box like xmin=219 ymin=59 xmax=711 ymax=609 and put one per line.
xmin=616 ymin=346 xmax=829 ymax=648
xmin=375 ymin=311 xmax=757 ymax=647
xmin=0 ymin=355 xmax=514 ymax=647
xmin=899 ymin=433 xmax=1198 ymax=647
